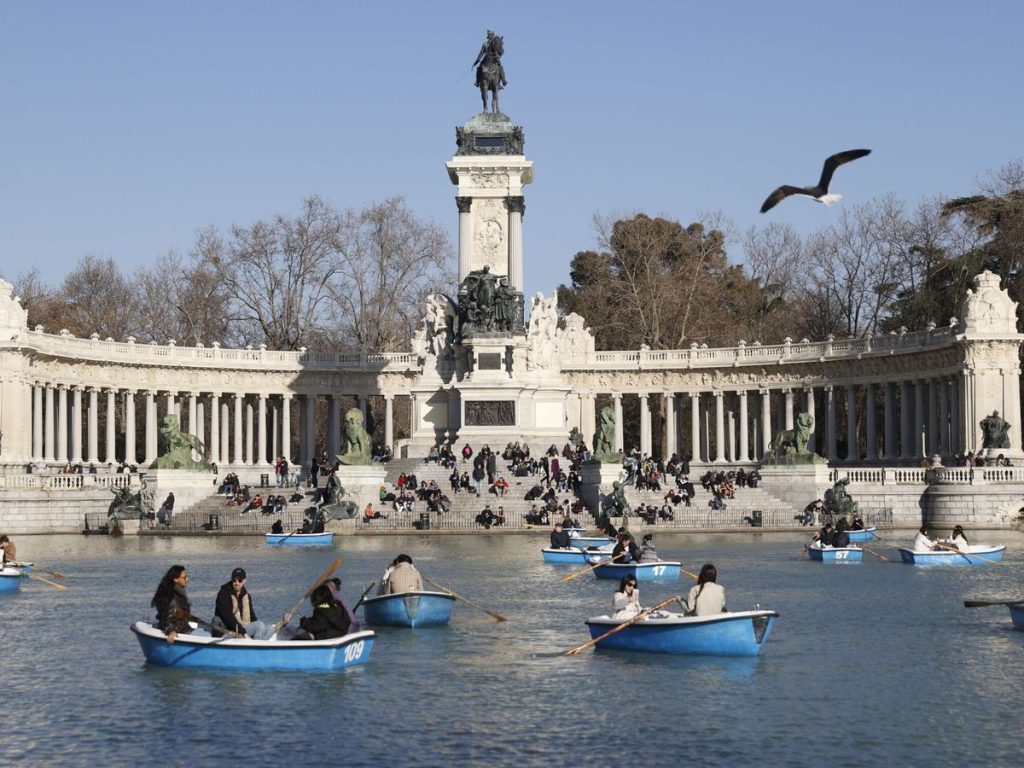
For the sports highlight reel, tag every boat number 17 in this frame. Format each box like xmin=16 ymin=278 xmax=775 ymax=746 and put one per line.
xmin=652 ymin=566 xmax=666 ymax=576
xmin=344 ymin=640 xmax=365 ymax=662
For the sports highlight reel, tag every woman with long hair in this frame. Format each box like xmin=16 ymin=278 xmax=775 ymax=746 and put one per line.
xmin=611 ymin=574 xmax=640 ymax=619
xmin=686 ymin=564 xmax=727 ymax=617
xmin=150 ymin=565 xmax=194 ymax=644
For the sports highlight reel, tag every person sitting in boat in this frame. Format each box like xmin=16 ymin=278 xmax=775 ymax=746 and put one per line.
xmin=298 ymin=518 xmax=313 ymax=534
xmin=812 ymin=523 xmax=835 ymax=548
xmin=213 ymin=568 xmax=272 ymax=639
xmin=942 ymin=525 xmax=970 ymax=551
xmin=612 ymin=532 xmax=641 ymax=564
xmin=151 ymin=564 xmax=205 ymax=644
xmin=271 ymin=519 xmax=284 ymax=534
xmin=294 ymin=584 xmax=350 ymax=641
xmin=326 ymin=576 xmax=361 ymax=632
xmin=850 ymin=515 xmax=865 ymax=531
xmin=550 ymin=523 xmax=572 ymax=549
xmin=686 ymin=564 xmax=727 ymax=616
xmin=638 ymin=533 xmax=659 ymax=562
xmin=0 ymin=534 xmax=16 ymax=564
xmin=913 ymin=525 xmax=937 ymax=551
xmin=311 ymin=512 xmax=326 ymax=534
xmin=611 ymin=574 xmax=641 ymax=620
xmin=383 ymin=554 xmax=423 ymax=594
xmin=832 ymin=520 xmax=851 ymax=548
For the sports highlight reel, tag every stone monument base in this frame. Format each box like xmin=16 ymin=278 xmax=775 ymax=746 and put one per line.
xmin=336 ymin=465 xmax=387 ymax=515
xmin=145 ymin=468 xmax=219 ymax=524
xmin=756 ymin=462 xmax=833 ymax=514
xmin=579 ymin=461 xmax=626 ymax=517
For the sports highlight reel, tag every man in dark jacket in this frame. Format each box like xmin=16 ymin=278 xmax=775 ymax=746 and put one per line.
xmin=214 ymin=568 xmax=271 ymax=639
xmin=296 ymin=584 xmax=351 ymax=640
xmin=611 ymin=533 xmax=641 ymax=564
xmin=549 ymin=523 xmax=572 ymax=549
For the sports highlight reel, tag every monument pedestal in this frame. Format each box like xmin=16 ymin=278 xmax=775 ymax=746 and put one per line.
xmin=757 ymin=461 xmax=833 ymax=512
xmin=145 ymin=468 xmax=218 ymax=519
xmin=579 ymin=461 xmax=625 ymax=517
xmin=336 ymin=465 xmax=387 ymax=515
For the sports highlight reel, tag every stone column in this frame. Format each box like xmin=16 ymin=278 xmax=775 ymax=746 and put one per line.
xmin=738 ymin=390 xmax=749 ymax=461
xmin=727 ymin=410 xmax=736 ymax=462
xmin=950 ymin=378 xmax=962 ymax=456
xmin=639 ymin=393 xmax=651 ymax=456
xmin=883 ymin=382 xmax=896 ymax=461
xmin=124 ymin=391 xmax=137 ymax=465
xmin=245 ymin=398 xmax=254 ymax=465
xmin=54 ymin=386 xmax=67 ymax=462
xmin=145 ymin=391 xmax=158 ymax=464
xmin=613 ymin=393 xmax=624 ymax=452
xmin=166 ymin=391 xmax=176 ymax=418
xmin=784 ymin=389 xmax=794 ymax=430
xmin=233 ymin=394 xmax=243 ymax=465
xmin=270 ymin=401 xmax=279 ymax=462
xmin=188 ymin=392 xmax=198 ymax=440
xmin=938 ymin=378 xmax=949 ymax=457
xmin=69 ymin=387 xmax=82 ymax=463
xmin=196 ymin=402 xmax=205 ymax=462
xmin=220 ymin=400 xmax=230 ymax=465
xmin=32 ymin=384 xmax=43 ymax=461
xmin=846 ymin=384 xmax=857 ymax=462
xmin=384 ymin=394 xmax=394 ymax=450
xmin=760 ymin=390 xmax=772 ymax=458
xmin=914 ymin=380 xmax=927 ymax=459
xmin=663 ymin=393 xmax=676 ymax=459
xmin=86 ymin=388 xmax=98 ymax=464
xmin=865 ymin=383 xmax=878 ymax=461
xmin=581 ymin=393 xmax=596 ymax=448
xmin=900 ymin=381 xmax=913 ymax=460
xmin=507 ymin=196 xmax=525 ymax=291
xmin=805 ymin=388 xmax=816 ymax=455
xmin=456 ymin=196 xmax=473 ymax=284
xmin=328 ymin=396 xmax=341 ymax=460
xmin=209 ymin=394 xmax=220 ymax=464
xmin=690 ymin=393 xmax=700 ymax=462
xmin=281 ymin=395 xmax=292 ymax=464
xmin=714 ymin=391 xmax=726 ymax=462
xmin=826 ymin=386 xmax=838 ymax=462
xmin=258 ymin=394 xmax=268 ymax=466
xmin=105 ymin=390 xmax=116 ymax=464
xmin=927 ymin=379 xmax=939 ymax=456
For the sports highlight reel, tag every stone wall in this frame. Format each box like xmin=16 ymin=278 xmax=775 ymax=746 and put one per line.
xmin=0 ymin=489 xmax=112 ymax=533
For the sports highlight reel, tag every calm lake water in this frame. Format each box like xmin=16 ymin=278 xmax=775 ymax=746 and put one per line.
xmin=2 ymin=530 xmax=1024 ymax=767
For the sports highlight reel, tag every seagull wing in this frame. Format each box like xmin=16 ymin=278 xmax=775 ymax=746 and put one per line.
xmin=760 ymin=185 xmax=806 ymax=214
xmin=817 ymin=149 xmax=871 ymax=191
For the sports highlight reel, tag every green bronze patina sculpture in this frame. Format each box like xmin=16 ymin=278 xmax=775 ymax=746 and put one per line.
xmin=980 ymin=410 xmax=1011 ymax=450
xmin=473 ymin=30 xmax=507 ymax=113
xmin=769 ymin=412 xmax=815 ymax=458
xmin=337 ymin=407 xmax=372 ymax=466
xmin=149 ymin=414 xmax=207 ymax=470
xmin=592 ymin=406 xmax=619 ymax=463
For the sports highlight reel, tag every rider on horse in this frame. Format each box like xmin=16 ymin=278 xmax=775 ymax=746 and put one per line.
xmin=474 ymin=30 xmax=507 ymax=89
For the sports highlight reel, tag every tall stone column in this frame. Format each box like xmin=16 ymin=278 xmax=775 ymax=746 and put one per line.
xmin=900 ymin=381 xmax=913 ymax=460
xmin=220 ymin=400 xmax=230 ymax=466
xmin=714 ymin=391 xmax=726 ymax=462
xmin=927 ymin=379 xmax=939 ymax=456
xmin=663 ymin=392 xmax=676 ymax=459
xmin=826 ymin=386 xmax=838 ymax=462
xmin=124 ymin=391 xmax=137 ymax=465
xmin=44 ymin=385 xmax=56 ymax=462
xmin=281 ymin=395 xmax=292 ymax=464
xmin=456 ymin=196 xmax=473 ymax=283
xmin=914 ymin=380 xmax=927 ymax=458
xmin=638 ymin=393 xmax=651 ymax=456
xmin=384 ymin=394 xmax=394 ymax=450
xmin=760 ymin=390 xmax=772 ymax=458
xmin=197 ymin=402 xmax=205 ymax=462
xmin=950 ymin=378 xmax=962 ymax=455
xmin=32 ymin=384 xmax=43 ymax=461
xmin=56 ymin=386 xmax=68 ymax=463
xmin=784 ymin=389 xmax=794 ymax=430
xmin=581 ymin=393 xmax=596 ymax=448
xmin=69 ymin=387 xmax=82 ymax=463
xmin=613 ymin=393 xmax=624 ymax=453
xmin=258 ymin=394 xmax=268 ymax=466
xmin=738 ymin=390 xmax=749 ymax=461
xmin=233 ymin=394 xmax=243 ymax=465
xmin=328 ymin=396 xmax=341 ymax=460
xmin=166 ymin=391 xmax=176 ymax=418
xmin=245 ymin=399 xmax=254 ymax=465
xmin=938 ymin=378 xmax=949 ymax=456
xmin=145 ymin=391 xmax=158 ymax=464
xmin=105 ymin=390 xmax=116 ymax=464
xmin=507 ymin=196 xmax=525 ymax=291
xmin=188 ymin=393 xmax=198 ymax=440
xmin=883 ymin=382 xmax=896 ymax=461
xmin=846 ymin=384 xmax=857 ymax=461
xmin=209 ymin=394 xmax=220 ymax=464
xmin=86 ymin=388 xmax=98 ymax=464
xmin=865 ymin=383 xmax=878 ymax=461
xmin=805 ymin=388 xmax=816 ymax=455
xmin=690 ymin=393 xmax=700 ymax=462
xmin=726 ymin=410 xmax=736 ymax=462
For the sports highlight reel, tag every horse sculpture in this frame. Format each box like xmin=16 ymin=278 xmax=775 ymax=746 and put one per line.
xmin=475 ymin=33 xmax=505 ymax=114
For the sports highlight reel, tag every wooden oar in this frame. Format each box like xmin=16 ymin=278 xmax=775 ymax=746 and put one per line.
xmin=861 ymin=545 xmax=889 ymax=562
xmin=561 ymin=552 xmax=622 ymax=582
xmin=564 ymin=594 xmax=681 ymax=656
xmin=271 ymin=555 xmax=344 ymax=637
xmin=964 ymin=598 xmax=1024 ymax=608
xmin=174 ymin=609 xmax=245 ymax=638
xmin=25 ymin=572 xmax=66 ymax=590
xmin=352 ymin=581 xmax=378 ymax=611
xmin=423 ymin=575 xmax=507 ymax=622
xmin=680 ymin=566 xmax=699 ymax=580
xmin=932 ymin=540 xmax=1004 ymax=566
xmin=12 ymin=562 xmax=66 ymax=580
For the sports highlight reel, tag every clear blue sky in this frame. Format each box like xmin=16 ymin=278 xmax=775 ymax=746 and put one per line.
xmin=2 ymin=1 xmax=1022 ymax=300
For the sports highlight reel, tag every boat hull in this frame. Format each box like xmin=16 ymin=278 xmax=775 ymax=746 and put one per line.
xmin=806 ymin=544 xmax=863 ymax=562
xmin=0 ymin=568 xmax=22 ymax=592
xmin=542 ymin=547 xmax=613 ymax=564
xmin=847 ymin=528 xmax=877 ymax=542
xmin=569 ymin=535 xmax=614 ymax=549
xmin=585 ymin=609 xmax=779 ymax=656
xmin=131 ymin=622 xmax=374 ymax=670
xmin=592 ymin=561 xmax=681 ymax=581
xmin=898 ymin=545 xmax=1005 ymax=565
xmin=362 ymin=591 xmax=455 ymax=627
xmin=1008 ymin=604 xmax=1024 ymax=631
xmin=264 ymin=533 xmax=334 ymax=547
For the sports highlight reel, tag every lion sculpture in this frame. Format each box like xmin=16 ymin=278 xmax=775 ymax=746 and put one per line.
xmin=768 ymin=412 xmax=814 ymax=458
xmin=337 ymin=407 xmax=372 ymax=466
xmin=149 ymin=414 xmax=207 ymax=470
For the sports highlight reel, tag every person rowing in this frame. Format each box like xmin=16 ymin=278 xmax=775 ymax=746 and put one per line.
xmin=913 ymin=525 xmax=937 ymax=551
xmin=685 ymin=564 xmax=727 ymax=616
xmin=213 ymin=567 xmax=272 ymax=639
xmin=812 ymin=522 xmax=835 ymax=547
xmin=611 ymin=532 xmax=641 ymax=564
xmin=940 ymin=525 xmax=969 ymax=552
xmin=549 ymin=523 xmax=572 ymax=549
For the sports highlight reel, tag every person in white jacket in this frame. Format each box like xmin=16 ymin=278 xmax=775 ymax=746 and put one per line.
xmin=686 ymin=564 xmax=727 ymax=616
xmin=913 ymin=525 xmax=936 ymax=552
xmin=611 ymin=575 xmax=641 ymax=619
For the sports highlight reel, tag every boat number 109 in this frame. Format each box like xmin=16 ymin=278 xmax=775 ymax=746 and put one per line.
xmin=344 ymin=640 xmax=365 ymax=662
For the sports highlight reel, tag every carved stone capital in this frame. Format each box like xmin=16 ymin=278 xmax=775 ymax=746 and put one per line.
xmin=456 ymin=196 xmax=473 ymax=214
xmin=506 ymin=195 xmax=526 ymax=215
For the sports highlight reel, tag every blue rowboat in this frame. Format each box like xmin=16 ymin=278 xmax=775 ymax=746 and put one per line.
xmin=130 ymin=621 xmax=375 ymax=670
xmin=11 ymin=561 xmax=33 ymax=575
xmin=1008 ymin=604 xmax=1024 ymax=630
xmin=847 ymin=528 xmax=877 ymax=542
xmin=0 ymin=567 xmax=23 ymax=593
xmin=569 ymin=534 xmax=615 ymax=549
xmin=898 ymin=544 xmax=1005 ymax=566
xmin=584 ymin=609 xmax=779 ymax=656
xmin=805 ymin=543 xmax=863 ymax=562
xmin=592 ymin=561 xmax=681 ymax=581
xmin=361 ymin=591 xmax=455 ymax=628
xmin=264 ymin=532 xmax=334 ymax=547
xmin=542 ymin=547 xmax=613 ymax=565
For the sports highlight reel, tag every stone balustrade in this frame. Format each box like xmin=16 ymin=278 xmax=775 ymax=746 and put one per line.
xmin=0 ymin=473 xmax=133 ymax=491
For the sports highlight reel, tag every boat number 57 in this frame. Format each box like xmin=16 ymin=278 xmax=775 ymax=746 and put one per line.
xmin=344 ymin=640 xmax=365 ymax=662
xmin=835 ymin=551 xmax=848 ymax=560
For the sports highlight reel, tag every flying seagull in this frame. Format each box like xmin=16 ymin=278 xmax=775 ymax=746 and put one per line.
xmin=759 ymin=149 xmax=872 ymax=213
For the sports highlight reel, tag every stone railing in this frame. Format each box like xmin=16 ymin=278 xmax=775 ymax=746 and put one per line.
xmin=0 ymin=473 xmax=134 ymax=491
xmin=831 ymin=466 xmax=1024 ymax=486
